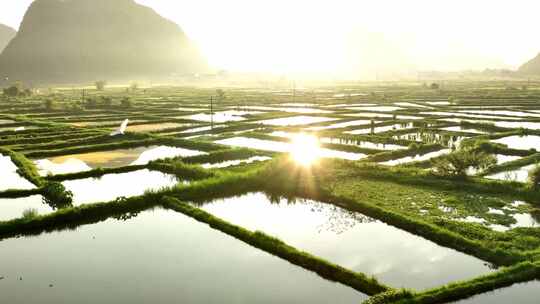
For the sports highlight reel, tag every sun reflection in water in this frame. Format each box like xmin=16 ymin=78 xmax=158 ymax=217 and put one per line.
xmin=290 ymin=133 xmax=321 ymax=166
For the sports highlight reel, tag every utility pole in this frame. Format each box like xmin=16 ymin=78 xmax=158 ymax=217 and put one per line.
xmin=292 ymin=81 xmax=296 ymax=103
xmin=210 ymin=96 xmax=214 ymax=130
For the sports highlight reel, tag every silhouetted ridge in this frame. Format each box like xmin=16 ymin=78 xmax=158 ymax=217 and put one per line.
xmin=0 ymin=0 xmax=207 ymax=83
xmin=519 ymin=53 xmax=540 ymax=75
xmin=0 ymin=24 xmax=16 ymax=53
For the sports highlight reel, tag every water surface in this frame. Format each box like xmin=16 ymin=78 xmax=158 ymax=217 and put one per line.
xmin=63 ymin=169 xmax=179 ymax=205
xmin=0 ymin=208 xmax=365 ymax=304
xmin=491 ymin=135 xmax=540 ymax=151
xmin=260 ymin=116 xmax=336 ymax=126
xmin=0 ymin=195 xmax=52 ymax=222
xmin=35 ymin=146 xmax=205 ymax=176
xmin=0 ymin=154 xmax=35 ymax=191
xmin=199 ymin=193 xmax=493 ymax=290
xmin=380 ymin=149 xmax=451 ymax=166
xmin=215 ymin=137 xmax=366 ymax=160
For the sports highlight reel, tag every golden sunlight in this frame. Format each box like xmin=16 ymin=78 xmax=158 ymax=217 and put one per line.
xmin=289 ymin=133 xmax=321 ymax=166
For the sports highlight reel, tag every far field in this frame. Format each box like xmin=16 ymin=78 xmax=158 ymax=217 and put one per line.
xmin=1 ymin=81 xmax=540 ymax=304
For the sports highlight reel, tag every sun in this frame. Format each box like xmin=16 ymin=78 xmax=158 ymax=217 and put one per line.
xmin=289 ymin=133 xmax=321 ymax=166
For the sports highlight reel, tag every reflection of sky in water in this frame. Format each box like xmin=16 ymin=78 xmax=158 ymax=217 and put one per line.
xmin=35 ymin=146 xmax=205 ymax=176
xmin=306 ymin=119 xmax=376 ymax=131
xmin=347 ymin=106 xmax=403 ymax=112
xmin=489 ymin=212 xmax=540 ymax=232
xmin=215 ymin=137 xmax=366 ymax=160
xmin=183 ymin=112 xmax=247 ymax=123
xmin=63 ymin=169 xmax=180 ymax=206
xmin=345 ymin=123 xmax=414 ymax=135
xmin=199 ymin=192 xmax=493 ymax=290
xmin=0 ymin=208 xmax=364 ymax=304
xmin=394 ymin=102 xmax=433 ymax=109
xmin=420 ymin=111 xmax=522 ymax=120
xmin=452 ymin=280 xmax=540 ymax=304
xmin=493 ymin=121 xmax=540 ymax=130
xmin=0 ymin=154 xmax=35 ymax=191
xmin=485 ymin=164 xmax=536 ymax=183
xmin=380 ymin=149 xmax=451 ymax=166
xmin=492 ymin=135 xmax=540 ymax=151
xmin=241 ymin=106 xmax=331 ymax=114
xmin=201 ymin=156 xmax=271 ymax=169
xmin=259 ymin=116 xmax=336 ymax=126
xmin=0 ymin=195 xmax=52 ymax=221
xmin=269 ymin=131 xmax=406 ymax=151
xmin=458 ymin=110 xmax=540 ymax=118
xmin=438 ymin=126 xmax=487 ymax=134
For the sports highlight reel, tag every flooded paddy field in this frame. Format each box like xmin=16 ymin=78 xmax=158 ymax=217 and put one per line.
xmin=0 ymin=208 xmax=365 ymax=304
xmin=34 ymin=145 xmax=205 ymax=176
xmin=2 ymin=83 xmax=540 ymax=303
xmin=199 ymin=192 xmax=493 ymax=290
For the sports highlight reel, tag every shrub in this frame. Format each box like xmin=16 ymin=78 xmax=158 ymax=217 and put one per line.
xmin=22 ymin=208 xmax=38 ymax=220
xmin=102 ymin=96 xmax=113 ymax=106
xmin=42 ymin=182 xmax=74 ymax=210
xmin=86 ymin=98 xmax=97 ymax=108
xmin=95 ymin=80 xmax=107 ymax=91
xmin=527 ymin=164 xmax=540 ymax=190
xmin=432 ymin=149 xmax=496 ymax=178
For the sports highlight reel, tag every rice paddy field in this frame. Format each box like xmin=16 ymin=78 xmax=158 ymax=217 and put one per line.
xmin=2 ymin=82 xmax=540 ymax=303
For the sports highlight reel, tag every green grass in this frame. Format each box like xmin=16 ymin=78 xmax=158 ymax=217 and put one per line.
xmin=0 ymin=147 xmax=44 ymax=186
xmin=365 ymin=261 xmax=540 ymax=304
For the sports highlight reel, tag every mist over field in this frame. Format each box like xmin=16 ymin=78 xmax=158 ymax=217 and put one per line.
xmin=2 ymin=0 xmax=540 ymax=85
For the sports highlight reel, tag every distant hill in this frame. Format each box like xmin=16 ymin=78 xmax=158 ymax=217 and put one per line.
xmin=0 ymin=0 xmax=207 ymax=84
xmin=519 ymin=53 xmax=540 ymax=75
xmin=0 ymin=24 xmax=16 ymax=53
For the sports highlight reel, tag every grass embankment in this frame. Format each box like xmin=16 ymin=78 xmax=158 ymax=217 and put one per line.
xmin=45 ymin=165 xmax=147 ymax=181
xmin=0 ymin=130 xmax=103 ymax=146
xmin=0 ymin=194 xmax=160 ymax=240
xmin=0 ymin=147 xmax=44 ymax=187
xmin=480 ymin=153 xmax=540 ymax=176
xmin=365 ymin=261 xmax=540 ymax=304
xmin=163 ymin=196 xmax=390 ymax=296
xmin=0 ymin=188 xmax=43 ymax=198
xmin=23 ymin=135 xmax=222 ymax=158
xmin=343 ymin=161 xmax=540 ymax=202
xmin=245 ymin=132 xmax=381 ymax=154
xmin=148 ymin=161 xmax=215 ymax=180
xmin=363 ymin=143 xmax=445 ymax=163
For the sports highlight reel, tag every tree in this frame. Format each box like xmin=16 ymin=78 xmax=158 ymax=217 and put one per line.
xmin=44 ymin=99 xmax=54 ymax=111
xmin=216 ymin=89 xmax=225 ymax=101
xmin=42 ymin=182 xmax=73 ymax=210
xmin=95 ymin=80 xmax=107 ymax=91
xmin=121 ymin=97 xmax=132 ymax=108
xmin=3 ymin=85 xmax=20 ymax=97
xmin=130 ymin=82 xmax=138 ymax=92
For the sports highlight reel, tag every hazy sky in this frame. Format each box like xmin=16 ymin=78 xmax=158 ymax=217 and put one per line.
xmin=1 ymin=0 xmax=540 ymax=75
